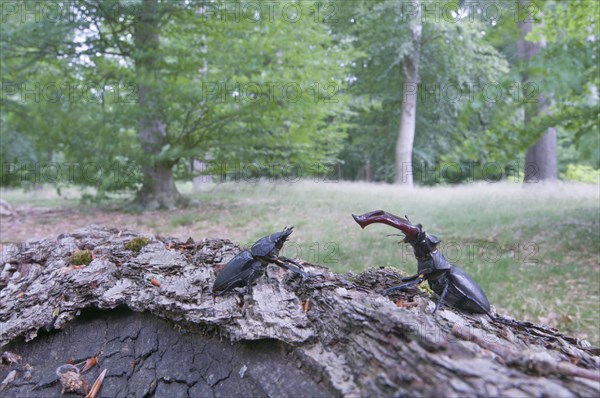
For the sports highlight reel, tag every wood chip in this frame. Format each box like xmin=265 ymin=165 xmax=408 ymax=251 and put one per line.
xmin=302 ymin=299 xmax=311 ymax=312
xmin=85 ymin=369 xmax=107 ymax=398
xmin=80 ymin=356 xmax=98 ymax=373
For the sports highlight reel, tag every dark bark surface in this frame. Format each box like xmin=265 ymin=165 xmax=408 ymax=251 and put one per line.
xmin=1 ymin=308 xmax=331 ymax=398
xmin=1 ymin=226 xmax=599 ymax=397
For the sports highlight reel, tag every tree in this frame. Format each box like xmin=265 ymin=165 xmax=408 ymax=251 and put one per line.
xmin=446 ymin=0 xmax=598 ymax=180
xmin=0 ymin=0 xmax=352 ymax=207
xmin=337 ymin=0 xmax=509 ymax=184
xmin=519 ymin=1 xmax=557 ymax=182
xmin=395 ymin=0 xmax=422 ymax=186
xmin=132 ymin=0 xmax=184 ymax=209
xmin=532 ymin=0 xmax=599 ymax=173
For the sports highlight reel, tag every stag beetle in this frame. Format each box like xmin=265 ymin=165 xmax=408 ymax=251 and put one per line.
xmin=213 ymin=227 xmax=308 ymax=296
xmin=352 ymin=210 xmax=490 ymax=314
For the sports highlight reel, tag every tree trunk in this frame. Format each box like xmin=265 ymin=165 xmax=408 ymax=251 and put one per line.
xmin=395 ymin=0 xmax=422 ymax=186
xmin=1 ymin=226 xmax=598 ymax=397
xmin=524 ymin=127 xmax=557 ymax=182
xmin=356 ymin=159 xmax=374 ymax=182
xmin=518 ymin=1 xmax=558 ymax=182
xmin=193 ymin=159 xmax=212 ymax=192
xmin=136 ymin=163 xmax=184 ymax=210
xmin=365 ymin=158 xmax=373 ymax=182
xmin=132 ymin=0 xmax=183 ymax=209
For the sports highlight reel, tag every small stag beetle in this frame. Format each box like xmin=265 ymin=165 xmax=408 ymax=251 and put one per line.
xmin=352 ymin=210 xmax=490 ymax=314
xmin=213 ymin=227 xmax=308 ymax=296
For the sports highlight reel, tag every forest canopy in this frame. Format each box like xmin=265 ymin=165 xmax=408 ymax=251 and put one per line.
xmin=1 ymin=0 xmax=598 ymax=207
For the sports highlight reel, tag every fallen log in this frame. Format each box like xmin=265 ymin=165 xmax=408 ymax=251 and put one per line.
xmin=0 ymin=226 xmax=598 ymax=397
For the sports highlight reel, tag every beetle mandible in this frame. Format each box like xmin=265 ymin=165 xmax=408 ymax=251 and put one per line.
xmin=352 ymin=210 xmax=490 ymax=314
xmin=213 ymin=227 xmax=308 ymax=296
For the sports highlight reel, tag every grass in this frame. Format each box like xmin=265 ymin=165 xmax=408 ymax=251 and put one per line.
xmin=169 ymin=214 xmax=195 ymax=228
xmin=1 ymin=180 xmax=599 ymax=344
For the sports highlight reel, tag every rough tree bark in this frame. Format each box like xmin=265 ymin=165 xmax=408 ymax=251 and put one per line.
xmin=395 ymin=0 xmax=422 ymax=187
xmin=1 ymin=226 xmax=598 ymax=397
xmin=132 ymin=0 xmax=185 ymax=210
xmin=518 ymin=1 xmax=558 ymax=183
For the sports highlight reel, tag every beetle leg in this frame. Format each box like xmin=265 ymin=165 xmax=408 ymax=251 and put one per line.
xmin=280 ymin=256 xmax=304 ymax=270
xmin=245 ymin=268 xmax=257 ymax=295
xmin=381 ymin=275 xmax=425 ymax=296
xmin=400 ymin=274 xmax=421 ymax=282
xmin=274 ymin=259 xmax=309 ymax=279
xmin=432 ymin=282 xmax=449 ymax=314
xmin=245 ymin=262 xmax=266 ymax=294
xmin=213 ymin=280 xmax=241 ymax=296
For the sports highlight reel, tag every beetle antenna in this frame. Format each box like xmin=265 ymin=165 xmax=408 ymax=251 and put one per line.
xmin=386 ymin=233 xmax=405 ymax=245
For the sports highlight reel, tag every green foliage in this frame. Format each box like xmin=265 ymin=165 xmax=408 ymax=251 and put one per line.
xmin=0 ymin=130 xmax=38 ymax=187
xmin=70 ymin=250 xmax=93 ymax=266
xmin=125 ymin=237 xmax=150 ymax=253
xmin=447 ymin=0 xmax=599 ymax=176
xmin=561 ymin=164 xmax=600 ymax=184
xmin=0 ymin=0 xmax=596 ymax=190
xmin=1 ymin=0 xmax=353 ymax=198
xmin=337 ymin=0 xmax=510 ymax=184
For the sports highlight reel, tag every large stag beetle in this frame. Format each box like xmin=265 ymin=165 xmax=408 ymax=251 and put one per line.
xmin=213 ymin=227 xmax=308 ymax=295
xmin=352 ymin=210 xmax=490 ymax=314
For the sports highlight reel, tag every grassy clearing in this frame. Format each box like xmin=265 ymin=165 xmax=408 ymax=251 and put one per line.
xmin=1 ymin=180 xmax=598 ymax=344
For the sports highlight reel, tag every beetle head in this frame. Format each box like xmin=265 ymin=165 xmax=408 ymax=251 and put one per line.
xmin=271 ymin=226 xmax=294 ymax=251
xmin=410 ymin=232 xmax=440 ymax=258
